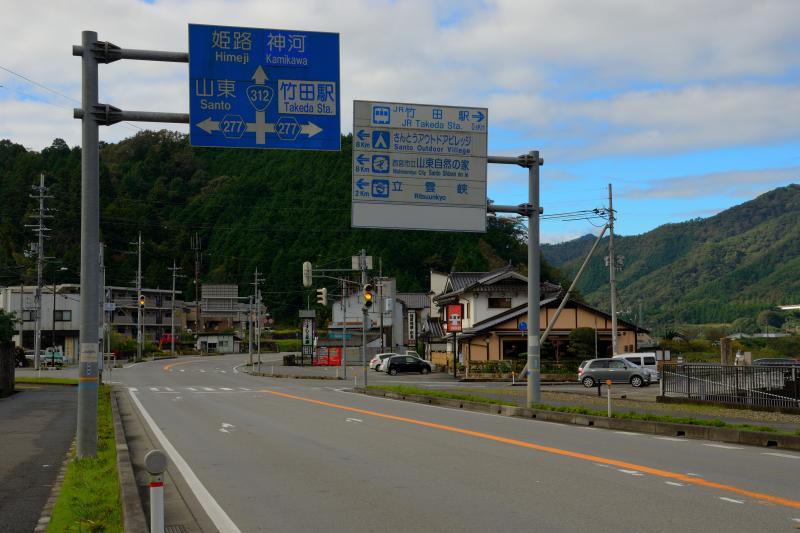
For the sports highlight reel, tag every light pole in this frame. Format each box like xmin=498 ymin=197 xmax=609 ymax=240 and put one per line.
xmin=50 ymin=266 xmax=68 ymax=364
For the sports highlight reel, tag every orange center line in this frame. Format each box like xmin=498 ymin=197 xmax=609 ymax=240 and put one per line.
xmin=163 ymin=360 xmax=202 ymax=371
xmin=260 ymin=389 xmax=800 ymax=510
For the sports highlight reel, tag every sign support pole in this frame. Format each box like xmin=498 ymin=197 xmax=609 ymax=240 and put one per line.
xmin=486 ymin=152 xmax=543 ymax=407
xmin=527 ymin=150 xmax=541 ymax=406
xmin=360 ymin=249 xmax=368 ymax=389
xmin=77 ymin=30 xmax=100 ymax=458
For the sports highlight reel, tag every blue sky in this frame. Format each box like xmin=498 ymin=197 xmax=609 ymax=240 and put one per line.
xmin=1 ymin=0 xmax=798 ymax=241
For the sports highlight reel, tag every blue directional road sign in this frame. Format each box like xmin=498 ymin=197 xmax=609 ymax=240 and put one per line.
xmin=189 ymin=24 xmax=340 ymax=150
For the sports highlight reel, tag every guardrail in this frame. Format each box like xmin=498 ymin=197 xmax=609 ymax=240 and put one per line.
xmin=662 ymin=363 xmax=800 ymax=409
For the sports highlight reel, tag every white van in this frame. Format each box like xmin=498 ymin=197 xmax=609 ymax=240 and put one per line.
xmin=612 ymin=353 xmax=659 ymax=381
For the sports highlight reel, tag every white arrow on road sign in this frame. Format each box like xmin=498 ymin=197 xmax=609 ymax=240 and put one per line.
xmin=196 ymin=117 xmax=220 ymax=134
xmin=251 ymin=65 xmax=269 ymax=85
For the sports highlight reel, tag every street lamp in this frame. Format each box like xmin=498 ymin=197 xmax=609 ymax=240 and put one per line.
xmin=50 ymin=266 xmax=68 ymax=366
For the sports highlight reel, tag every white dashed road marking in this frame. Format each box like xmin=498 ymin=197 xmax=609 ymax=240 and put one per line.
xmin=618 ymin=469 xmax=644 ymax=476
xmin=719 ymin=497 xmax=744 ymax=504
xmin=345 ymin=418 xmax=363 ymax=423
xmin=703 ymin=444 xmax=742 ymax=450
xmin=665 ymin=481 xmax=684 ymax=487
xmin=654 ymin=437 xmax=685 ymax=442
xmin=763 ymin=452 xmax=799 ymax=459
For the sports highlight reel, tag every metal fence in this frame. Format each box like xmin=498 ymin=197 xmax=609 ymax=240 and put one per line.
xmin=662 ymin=363 xmax=800 ymax=409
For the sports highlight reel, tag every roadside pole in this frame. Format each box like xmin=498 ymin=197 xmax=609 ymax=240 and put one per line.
xmin=168 ymin=260 xmax=181 ymax=357
xmin=248 ymin=296 xmax=253 ymax=367
xmin=341 ymin=278 xmax=347 ymax=380
xmin=360 ymin=249 xmax=368 ymax=389
xmin=609 ymin=184 xmax=618 ymax=356
xmin=76 ymin=30 xmax=100 ymax=457
xmin=486 ymin=152 xmax=543 ymax=407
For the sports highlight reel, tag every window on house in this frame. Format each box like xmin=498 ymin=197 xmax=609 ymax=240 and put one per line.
xmin=22 ymin=311 xmax=34 ymax=322
xmin=465 ymin=302 xmax=470 ymax=319
xmin=488 ymin=297 xmax=512 ymax=309
xmin=54 ymin=310 xmax=72 ymax=321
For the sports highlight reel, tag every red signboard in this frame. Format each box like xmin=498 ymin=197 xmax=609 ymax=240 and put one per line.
xmin=446 ymin=304 xmax=463 ymax=333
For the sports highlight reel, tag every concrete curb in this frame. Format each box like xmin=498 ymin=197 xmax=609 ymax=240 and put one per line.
xmin=33 ymin=441 xmax=73 ymax=532
xmin=110 ymin=388 xmax=149 ymax=532
xmin=364 ymin=389 xmax=800 ymax=451
xmin=251 ymin=371 xmax=344 ymax=380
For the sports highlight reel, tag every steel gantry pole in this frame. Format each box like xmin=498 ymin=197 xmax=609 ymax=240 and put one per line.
xmin=487 ymin=152 xmax=543 ymax=407
xmin=527 ymin=151 xmax=542 ymax=406
xmin=77 ymin=30 xmax=100 ymax=457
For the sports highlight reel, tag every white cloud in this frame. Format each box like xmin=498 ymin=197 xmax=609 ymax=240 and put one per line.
xmin=623 ymin=166 xmax=800 ymax=199
xmin=0 ymin=0 xmax=798 ymax=156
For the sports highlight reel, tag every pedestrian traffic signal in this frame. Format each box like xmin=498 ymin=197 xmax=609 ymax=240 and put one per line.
xmin=138 ymin=295 xmax=145 ymax=308
xmin=363 ymin=283 xmax=374 ymax=308
xmin=316 ymin=287 xmax=328 ymax=306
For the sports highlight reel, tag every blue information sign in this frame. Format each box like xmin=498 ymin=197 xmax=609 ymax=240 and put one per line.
xmin=189 ymin=24 xmax=340 ymax=150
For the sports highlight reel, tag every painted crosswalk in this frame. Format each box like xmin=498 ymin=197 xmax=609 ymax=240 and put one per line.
xmin=133 ymin=386 xmax=256 ymax=393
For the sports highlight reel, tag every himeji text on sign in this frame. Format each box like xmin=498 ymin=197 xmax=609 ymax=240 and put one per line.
xmin=189 ymin=24 xmax=340 ymax=150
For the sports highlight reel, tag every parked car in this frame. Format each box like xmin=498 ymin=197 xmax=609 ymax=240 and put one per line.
xmin=612 ymin=353 xmax=660 ymax=382
xmin=578 ymin=358 xmax=651 ymax=388
xmin=369 ymin=352 xmax=398 ymax=371
xmin=384 ymin=354 xmax=431 ymax=375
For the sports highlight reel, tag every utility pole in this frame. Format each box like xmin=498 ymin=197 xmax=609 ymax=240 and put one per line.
xmin=341 ymin=277 xmax=347 ymax=380
xmin=379 ymin=258 xmax=384 ymax=353
xmin=27 ymin=173 xmax=52 ymax=372
xmin=252 ymin=268 xmax=264 ymax=360
xmin=135 ymin=232 xmax=143 ymax=362
xmin=191 ymin=233 xmax=202 ymax=335
xmin=248 ymin=295 xmax=253 ymax=367
xmin=168 ymin=260 xmax=182 ymax=356
xmin=608 ymin=184 xmax=618 ymax=356
xmin=99 ymin=244 xmax=105 ymax=383
xmin=360 ymin=249 xmax=368 ymax=389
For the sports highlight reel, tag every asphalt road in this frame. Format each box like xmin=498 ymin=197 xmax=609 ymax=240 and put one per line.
xmin=0 ymin=385 xmax=76 ymax=533
xmin=115 ymin=354 xmax=800 ymax=533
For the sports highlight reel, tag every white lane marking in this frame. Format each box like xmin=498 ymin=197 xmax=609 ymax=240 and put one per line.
xmin=686 ymin=473 xmax=702 ymax=477
xmin=654 ymin=437 xmax=685 ymax=442
xmin=219 ymin=370 xmax=227 ymax=374
xmin=179 ymin=369 xmax=186 ymax=372
xmin=665 ymin=481 xmax=684 ymax=487
xmin=239 ymin=387 xmax=251 ymax=391
xmin=221 ymin=423 xmax=235 ymax=428
xmin=173 ymin=396 xmax=182 ymax=401
xmin=128 ymin=387 xmax=138 ymax=392
xmin=618 ymin=469 xmax=644 ymax=477
xmin=219 ymin=429 xmax=230 ymax=433
xmin=128 ymin=391 xmax=242 ymax=533
xmin=199 ymin=369 xmax=206 ymax=373
xmin=792 ymin=518 xmax=800 ymax=523
xmin=763 ymin=452 xmax=799 ymax=459
xmin=593 ymin=463 xmax=610 ymax=468
xmin=703 ymin=444 xmax=742 ymax=450
xmin=220 ymin=387 xmax=234 ymax=391
xmin=164 ymin=387 xmax=174 ymax=392
xmin=202 ymin=387 xmax=215 ymax=392
xmin=719 ymin=497 xmax=744 ymax=504
xmin=154 ymin=391 xmax=180 ymax=394
xmin=233 ymin=363 xmax=248 ymax=374
xmin=150 ymin=387 xmax=159 ymax=391
xmin=186 ymin=387 xmax=197 ymax=391
xmin=345 ymin=418 xmax=363 ymax=423
xmin=614 ymin=431 xmax=639 ymax=436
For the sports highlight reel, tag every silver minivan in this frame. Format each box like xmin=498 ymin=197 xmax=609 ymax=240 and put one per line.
xmin=578 ymin=358 xmax=651 ymax=388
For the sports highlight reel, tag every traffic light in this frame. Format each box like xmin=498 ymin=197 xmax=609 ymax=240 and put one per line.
xmin=316 ymin=287 xmax=328 ymax=306
xmin=363 ymin=283 xmax=374 ymax=308
xmin=138 ymin=295 xmax=145 ymax=308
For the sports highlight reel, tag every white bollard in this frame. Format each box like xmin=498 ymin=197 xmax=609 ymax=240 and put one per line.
xmin=145 ymin=450 xmax=168 ymax=533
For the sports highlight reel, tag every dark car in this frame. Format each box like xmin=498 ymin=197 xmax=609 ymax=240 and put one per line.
xmin=385 ymin=355 xmax=431 ymax=376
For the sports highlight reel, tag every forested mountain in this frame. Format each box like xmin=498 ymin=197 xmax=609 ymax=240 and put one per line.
xmin=0 ymin=132 xmax=565 ymax=321
xmin=542 ymin=184 xmax=800 ymax=325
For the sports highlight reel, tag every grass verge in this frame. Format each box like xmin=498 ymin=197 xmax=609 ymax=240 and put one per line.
xmin=15 ymin=377 xmax=78 ymax=386
xmin=48 ymin=385 xmax=122 ymax=532
xmin=369 ymin=385 xmax=799 ymax=436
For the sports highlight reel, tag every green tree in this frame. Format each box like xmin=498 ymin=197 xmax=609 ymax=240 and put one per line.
xmin=756 ymin=310 xmax=785 ymax=330
xmin=0 ymin=310 xmax=15 ymax=343
xmin=731 ymin=317 xmax=758 ymax=335
xmin=567 ymin=327 xmax=595 ymax=358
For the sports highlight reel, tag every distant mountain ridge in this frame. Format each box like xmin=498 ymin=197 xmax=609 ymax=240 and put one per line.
xmin=542 ymin=184 xmax=800 ymax=325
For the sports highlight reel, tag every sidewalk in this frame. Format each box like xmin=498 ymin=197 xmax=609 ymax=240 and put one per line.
xmin=0 ymin=384 xmax=76 ymax=533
